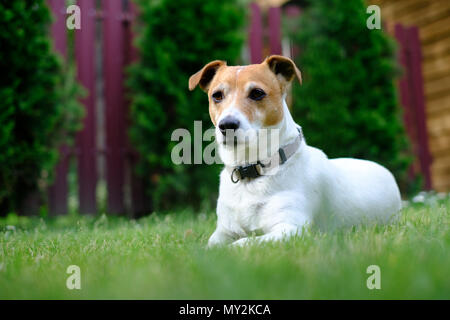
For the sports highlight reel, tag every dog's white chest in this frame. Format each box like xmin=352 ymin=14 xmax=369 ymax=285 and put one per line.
xmin=218 ymin=176 xmax=272 ymax=236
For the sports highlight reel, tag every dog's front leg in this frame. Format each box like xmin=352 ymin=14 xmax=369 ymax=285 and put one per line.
xmin=231 ymin=223 xmax=305 ymax=247
xmin=207 ymin=226 xmax=235 ymax=247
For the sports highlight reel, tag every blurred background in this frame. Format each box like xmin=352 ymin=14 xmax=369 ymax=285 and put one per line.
xmin=1 ymin=0 xmax=449 ymax=218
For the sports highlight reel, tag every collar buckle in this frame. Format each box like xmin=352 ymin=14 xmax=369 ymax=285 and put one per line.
xmin=230 ymin=128 xmax=303 ymax=184
xmin=231 ymin=162 xmax=262 ymax=183
xmin=239 ymin=163 xmax=261 ymax=179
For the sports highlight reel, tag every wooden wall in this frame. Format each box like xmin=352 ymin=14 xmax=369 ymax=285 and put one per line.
xmin=371 ymin=0 xmax=450 ymax=192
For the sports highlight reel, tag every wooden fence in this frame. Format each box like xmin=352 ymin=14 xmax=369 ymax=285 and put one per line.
xmin=395 ymin=24 xmax=432 ymax=189
xmin=47 ymin=0 xmax=146 ymax=216
xmin=46 ymin=0 xmax=287 ymax=216
xmin=370 ymin=0 xmax=449 ymax=192
xmin=249 ymin=3 xmax=283 ymax=63
xmin=46 ymin=1 xmax=432 ymax=216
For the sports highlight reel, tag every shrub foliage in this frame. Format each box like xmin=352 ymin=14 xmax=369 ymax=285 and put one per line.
xmin=287 ymin=0 xmax=414 ymax=192
xmin=0 ymin=1 xmax=84 ymax=215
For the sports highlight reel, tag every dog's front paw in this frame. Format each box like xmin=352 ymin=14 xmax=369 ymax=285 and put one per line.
xmin=207 ymin=229 xmax=234 ymax=248
xmin=207 ymin=239 xmax=225 ymax=249
xmin=231 ymin=237 xmax=251 ymax=247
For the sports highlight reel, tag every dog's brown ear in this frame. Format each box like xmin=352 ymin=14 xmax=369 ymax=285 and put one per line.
xmin=189 ymin=60 xmax=227 ymax=92
xmin=265 ymin=55 xmax=302 ymax=86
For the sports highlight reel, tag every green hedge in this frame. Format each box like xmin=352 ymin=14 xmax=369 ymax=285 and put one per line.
xmin=0 ymin=1 xmax=84 ymax=215
xmin=287 ymin=0 xmax=416 ymax=193
xmin=128 ymin=0 xmax=245 ymax=211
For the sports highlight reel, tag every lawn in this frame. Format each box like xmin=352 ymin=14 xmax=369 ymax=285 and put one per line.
xmin=0 ymin=194 xmax=449 ymax=299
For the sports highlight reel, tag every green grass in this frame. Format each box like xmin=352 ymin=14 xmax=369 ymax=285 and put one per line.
xmin=0 ymin=196 xmax=449 ymax=299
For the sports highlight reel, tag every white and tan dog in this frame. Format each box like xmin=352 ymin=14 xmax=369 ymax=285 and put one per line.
xmin=189 ymin=55 xmax=402 ymax=246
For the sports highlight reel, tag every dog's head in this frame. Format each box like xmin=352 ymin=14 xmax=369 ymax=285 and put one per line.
xmin=189 ymin=55 xmax=302 ymax=146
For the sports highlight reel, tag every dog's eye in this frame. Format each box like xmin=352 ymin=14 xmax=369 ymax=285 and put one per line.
xmin=212 ymin=91 xmax=224 ymax=103
xmin=248 ymin=88 xmax=266 ymax=101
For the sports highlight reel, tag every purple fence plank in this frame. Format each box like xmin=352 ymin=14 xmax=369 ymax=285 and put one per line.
xmin=395 ymin=26 xmax=415 ymax=145
xmin=268 ymin=7 xmax=282 ymax=55
xmin=48 ymin=0 xmax=67 ymax=56
xmin=48 ymin=0 xmax=69 ymax=215
xmin=283 ymin=5 xmax=302 ymax=59
xmin=407 ymin=26 xmax=432 ymax=189
xmin=75 ymin=0 xmax=98 ymax=214
xmin=103 ymin=0 xmax=126 ymax=214
xmin=395 ymin=24 xmax=419 ymax=181
xmin=395 ymin=24 xmax=433 ymax=189
xmin=249 ymin=2 xmax=263 ymax=64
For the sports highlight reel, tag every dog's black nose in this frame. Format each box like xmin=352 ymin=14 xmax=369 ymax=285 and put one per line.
xmin=218 ymin=117 xmax=240 ymax=135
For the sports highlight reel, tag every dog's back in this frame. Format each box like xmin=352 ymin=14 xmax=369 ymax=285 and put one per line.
xmin=318 ymin=157 xmax=402 ymax=229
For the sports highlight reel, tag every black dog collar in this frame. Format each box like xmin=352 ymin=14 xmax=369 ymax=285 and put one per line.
xmin=230 ymin=128 xmax=302 ymax=183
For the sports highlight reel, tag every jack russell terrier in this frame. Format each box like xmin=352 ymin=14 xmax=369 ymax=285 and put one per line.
xmin=189 ymin=55 xmax=402 ymax=246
